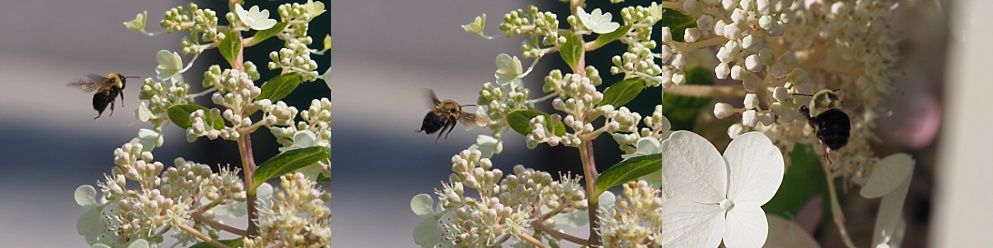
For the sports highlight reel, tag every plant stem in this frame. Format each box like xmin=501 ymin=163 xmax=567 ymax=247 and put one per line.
xmin=579 ymin=140 xmax=601 ymax=245
xmin=664 ymin=84 xmax=746 ymax=98
xmin=532 ymin=220 xmax=588 ymax=246
xmin=821 ymin=161 xmax=857 ymax=248
xmin=193 ymin=212 xmax=247 ymax=236
xmin=237 ymin=133 xmax=259 ymax=236
xmin=178 ymin=223 xmax=230 ymax=248
xmin=516 ymin=232 xmax=551 ymax=248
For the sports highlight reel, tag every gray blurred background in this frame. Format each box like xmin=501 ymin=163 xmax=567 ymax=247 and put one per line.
xmin=3 ymin=0 xmax=989 ymax=247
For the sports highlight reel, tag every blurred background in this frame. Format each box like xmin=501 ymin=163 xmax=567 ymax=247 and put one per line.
xmin=1 ymin=0 xmax=989 ymax=247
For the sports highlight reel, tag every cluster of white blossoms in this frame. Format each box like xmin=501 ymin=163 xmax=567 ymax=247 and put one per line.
xmin=413 ymin=150 xmax=590 ymax=247
xmin=412 ymin=0 xmax=914 ymax=247
xmin=245 ymin=173 xmax=332 ymax=247
xmin=80 ymin=1 xmax=331 ymax=247
xmin=77 ymin=143 xmax=247 ymax=247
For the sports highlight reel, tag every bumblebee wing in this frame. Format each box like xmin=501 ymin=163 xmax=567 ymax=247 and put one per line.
xmin=426 ymin=89 xmax=441 ymax=106
xmin=66 ymin=74 xmax=110 ymax=92
xmin=458 ymin=111 xmax=489 ymax=127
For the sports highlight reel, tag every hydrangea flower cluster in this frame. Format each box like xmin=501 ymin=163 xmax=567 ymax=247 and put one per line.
xmin=77 ymin=1 xmax=330 ymax=247
xmin=414 ymin=0 xmax=913 ymax=247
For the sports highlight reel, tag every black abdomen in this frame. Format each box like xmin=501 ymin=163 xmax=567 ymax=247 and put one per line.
xmin=92 ymin=90 xmax=115 ymax=112
xmin=419 ymin=112 xmax=446 ymax=134
xmin=815 ymin=109 xmax=851 ymax=151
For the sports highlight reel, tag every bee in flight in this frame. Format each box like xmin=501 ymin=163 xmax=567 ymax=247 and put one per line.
xmin=67 ymin=73 xmax=138 ymax=119
xmin=796 ymin=89 xmax=851 ymax=163
xmin=417 ymin=90 xmax=487 ymax=143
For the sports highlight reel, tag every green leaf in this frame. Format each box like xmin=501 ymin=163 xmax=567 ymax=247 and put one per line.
xmin=506 ymin=110 xmax=550 ymax=136
xmin=190 ymin=238 xmax=243 ymax=248
xmin=219 ymin=29 xmax=242 ymax=66
xmin=212 ymin=114 xmax=225 ymax=130
xmin=559 ymin=33 xmax=583 ymax=69
xmin=259 ymin=73 xmax=303 ymax=101
xmin=552 ymin=121 xmax=566 ymax=137
xmin=167 ymin=104 xmax=224 ymax=130
xmin=593 ymin=153 xmax=663 ymax=201
xmin=659 ymin=9 xmax=696 ymax=43
xmin=763 ymin=144 xmax=833 ymax=221
xmin=251 ymin=21 xmax=289 ymax=44
xmin=601 ymin=77 xmax=645 ymax=107
xmin=167 ymin=104 xmax=208 ymax=129
xmin=662 ymin=66 xmax=713 ymax=130
xmin=252 ymin=146 xmax=331 ymax=189
xmin=316 ymin=173 xmax=331 ymax=183
xmin=592 ymin=25 xmax=631 ymax=49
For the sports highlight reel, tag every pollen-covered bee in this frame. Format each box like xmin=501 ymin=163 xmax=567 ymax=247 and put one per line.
xmin=417 ymin=90 xmax=487 ymax=143
xmin=797 ymin=89 xmax=851 ymax=163
xmin=67 ymin=73 xmax=138 ymax=119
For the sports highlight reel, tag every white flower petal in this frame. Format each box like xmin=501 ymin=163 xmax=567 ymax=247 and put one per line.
xmin=660 ymin=130 xmax=727 ymax=202
xmin=661 ymin=197 xmax=726 ymax=248
xmin=236 ymin=4 xmax=277 ymax=31
xmin=724 ymin=132 xmax=784 ymax=206
xmin=639 ymin=170 xmax=664 ymax=189
xmin=495 ymin=53 xmax=522 ymax=84
xmin=871 ymin=161 xmax=913 ymax=248
xmin=257 ymin=182 xmax=274 ymax=202
xmin=861 ymin=153 xmax=914 ymax=198
xmin=724 ymin=206 xmax=769 ymax=248
xmin=76 ymin=207 xmax=102 ymax=236
xmin=155 ymin=50 xmax=182 ymax=81
xmin=635 ymin=137 xmax=661 ymax=154
xmin=576 ymin=7 xmax=620 ymax=34
xmin=126 ymin=239 xmax=149 ymax=248
xmin=74 ymin=185 xmax=98 ymax=209
xmin=293 ymin=130 xmax=318 ymax=147
xmin=411 ymin=194 xmax=436 ymax=217
xmin=413 ymin=217 xmax=442 ymax=247
xmin=764 ymin=215 xmax=821 ymax=248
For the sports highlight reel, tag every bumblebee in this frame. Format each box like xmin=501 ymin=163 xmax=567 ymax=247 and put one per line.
xmin=797 ymin=89 xmax=851 ymax=163
xmin=417 ymin=90 xmax=486 ymax=143
xmin=67 ymin=73 xmax=138 ymax=119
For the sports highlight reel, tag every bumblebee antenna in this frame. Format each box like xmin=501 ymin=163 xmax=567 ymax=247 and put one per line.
xmin=460 ymin=104 xmax=477 ymax=107
xmin=792 ymin=89 xmax=842 ymax=97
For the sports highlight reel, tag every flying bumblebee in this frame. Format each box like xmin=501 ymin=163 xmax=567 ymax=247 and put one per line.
xmin=417 ymin=90 xmax=488 ymax=143
xmin=796 ymin=89 xmax=851 ymax=163
xmin=67 ymin=73 xmax=138 ymax=119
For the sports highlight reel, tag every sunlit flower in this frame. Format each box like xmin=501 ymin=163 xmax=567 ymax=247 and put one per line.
xmin=494 ymin=53 xmax=522 ymax=85
xmin=235 ymin=4 xmax=277 ymax=31
xmin=123 ymin=11 xmax=146 ymax=32
xmin=576 ymin=7 xmax=619 ymax=34
xmin=155 ymin=50 xmax=183 ymax=82
xmin=659 ymin=131 xmax=785 ymax=248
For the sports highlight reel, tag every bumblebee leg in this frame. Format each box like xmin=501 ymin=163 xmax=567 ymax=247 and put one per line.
xmin=434 ymin=129 xmax=443 ymax=143
xmin=93 ymin=112 xmax=102 ymax=120
xmin=824 ymin=147 xmax=833 ymax=164
xmin=119 ymin=90 xmax=125 ymax=108
xmin=443 ymin=117 xmax=457 ymax=140
xmin=109 ymin=100 xmax=116 ymax=117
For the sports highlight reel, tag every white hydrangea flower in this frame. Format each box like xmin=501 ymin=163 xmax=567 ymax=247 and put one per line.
xmin=129 ymin=129 xmax=162 ymax=152
xmin=659 ymin=131 xmax=785 ymax=248
xmin=468 ymin=135 xmax=502 ymax=158
xmin=764 ymin=215 xmax=821 ymax=248
xmin=576 ymin=7 xmax=620 ymax=34
xmin=155 ymin=50 xmax=183 ymax=82
xmin=494 ymin=53 xmax=522 ymax=85
xmin=235 ymin=4 xmax=277 ymax=31
xmin=863 ymin=153 xmax=914 ymax=248
xmin=411 ymin=194 xmax=449 ymax=248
